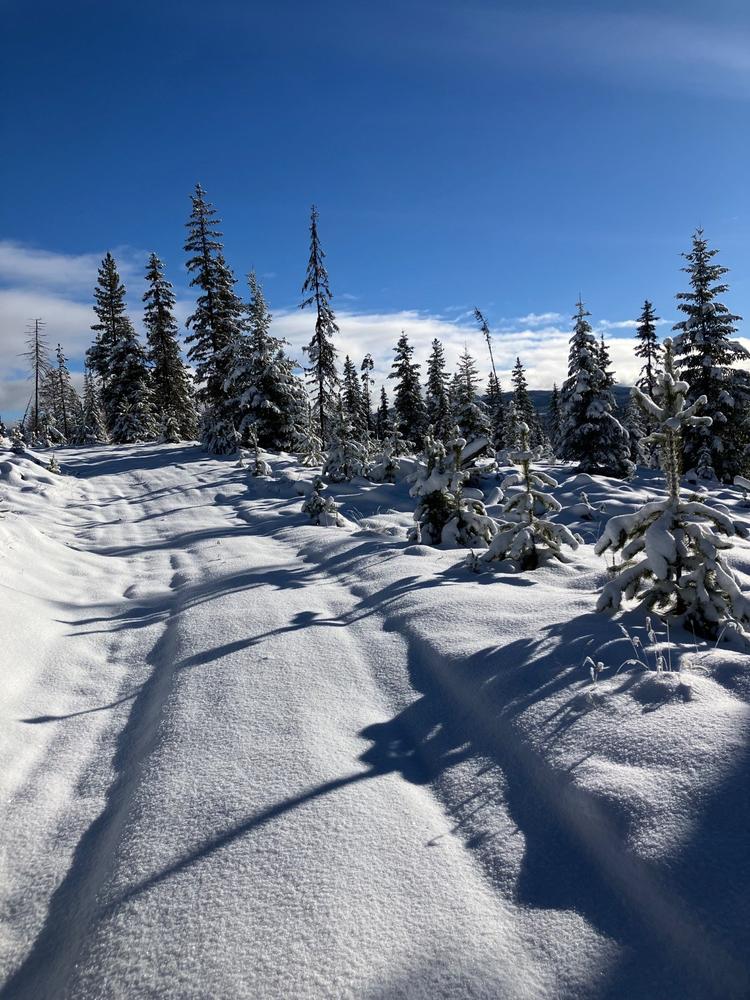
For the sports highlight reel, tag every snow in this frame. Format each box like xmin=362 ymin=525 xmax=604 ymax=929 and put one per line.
xmin=1 ymin=443 xmax=750 ymax=999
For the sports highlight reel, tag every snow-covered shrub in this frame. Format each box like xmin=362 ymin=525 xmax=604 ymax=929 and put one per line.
xmin=477 ymin=422 xmax=580 ymax=570
xmin=158 ymin=413 xmax=182 ymax=444
xmin=246 ymin=427 xmax=272 ymax=477
xmin=596 ymin=339 xmax=750 ymax=640
xmin=409 ymin=426 xmax=497 ymax=547
xmin=302 ymin=476 xmax=345 ymax=527
xmin=368 ymin=437 xmax=399 ymax=483
xmin=47 ymin=454 xmax=61 ymax=474
xmin=570 ymin=490 xmax=598 ymax=521
xmin=10 ymin=427 xmax=25 ymax=453
xmin=200 ymin=407 xmax=238 ymax=456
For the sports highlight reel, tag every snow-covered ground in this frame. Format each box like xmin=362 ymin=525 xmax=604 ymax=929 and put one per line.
xmin=1 ymin=443 xmax=749 ymax=999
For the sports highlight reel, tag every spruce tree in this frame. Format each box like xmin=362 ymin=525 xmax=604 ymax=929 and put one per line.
xmin=634 ymin=300 xmax=662 ymax=396
xmin=559 ymin=299 xmax=633 ymax=477
xmin=597 ymin=339 xmax=750 ymax=640
xmin=478 ymin=422 xmax=579 ymax=571
xmin=108 ymin=319 xmax=157 ymax=443
xmin=143 ymin=252 xmax=197 ymax=440
xmin=452 ymin=347 xmax=490 ymax=444
xmin=360 ymin=354 xmax=375 ymax=433
xmin=184 ymin=184 xmax=243 ymax=453
xmin=511 ymin=356 xmax=547 ymax=448
xmin=342 ymin=355 xmax=365 ymax=435
xmin=597 ymin=332 xmax=616 ymax=390
xmin=77 ymin=367 xmax=109 ymax=444
xmin=547 ymin=383 xmax=562 ymax=452
xmin=375 ymin=386 xmax=392 ymax=440
xmin=425 ymin=338 xmax=451 ymax=439
xmin=388 ymin=331 xmax=426 ymax=449
xmin=300 ymin=205 xmax=339 ymax=442
xmin=87 ymin=252 xmax=128 ymax=418
xmin=485 ymin=371 xmax=505 ymax=452
xmin=672 ymin=229 xmax=748 ymax=481
xmin=225 ymin=272 xmax=306 ymax=450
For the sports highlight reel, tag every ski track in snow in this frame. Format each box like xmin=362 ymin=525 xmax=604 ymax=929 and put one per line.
xmin=1 ymin=444 xmax=749 ymax=999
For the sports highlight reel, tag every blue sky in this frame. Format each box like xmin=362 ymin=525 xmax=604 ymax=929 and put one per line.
xmin=1 ymin=0 xmax=749 ymax=415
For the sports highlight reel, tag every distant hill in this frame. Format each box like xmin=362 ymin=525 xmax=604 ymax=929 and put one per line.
xmin=522 ymin=385 xmax=632 ymax=415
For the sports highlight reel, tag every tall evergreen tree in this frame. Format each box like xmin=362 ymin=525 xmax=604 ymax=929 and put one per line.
xmin=375 ymin=385 xmax=392 ymax=440
xmin=225 ymin=272 xmax=306 ymax=449
xmin=388 ymin=331 xmax=426 ymax=448
xmin=143 ymin=252 xmax=197 ymax=440
xmin=87 ymin=252 xmax=128 ymax=411
xmin=634 ymin=300 xmax=662 ymax=395
xmin=597 ymin=333 xmax=616 ymax=390
xmin=511 ymin=356 xmax=546 ymax=447
xmin=342 ymin=355 xmax=365 ymax=435
xmin=673 ymin=229 xmax=749 ymax=481
xmin=485 ymin=370 xmax=506 ymax=451
xmin=425 ymin=338 xmax=451 ymax=438
xmin=108 ymin=319 xmax=157 ymax=443
xmin=452 ymin=347 xmax=490 ymax=443
xmin=44 ymin=344 xmax=80 ymax=442
xmin=360 ymin=354 xmax=375 ymax=433
xmin=547 ymin=382 xmax=562 ymax=451
xmin=300 ymin=205 xmax=339 ymax=441
xmin=77 ymin=367 xmax=109 ymax=444
xmin=559 ymin=299 xmax=633 ymax=477
xmin=184 ymin=184 xmax=244 ymax=453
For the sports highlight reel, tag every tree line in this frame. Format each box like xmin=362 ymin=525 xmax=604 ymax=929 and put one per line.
xmin=3 ymin=185 xmax=747 ymax=485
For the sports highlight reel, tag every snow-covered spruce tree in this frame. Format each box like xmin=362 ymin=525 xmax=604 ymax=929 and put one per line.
xmin=40 ymin=344 xmax=80 ymax=443
xmin=302 ymin=475 xmax=346 ymax=527
xmin=87 ymin=252 xmax=128 ymax=416
xmin=184 ymin=184 xmax=244 ymax=454
xmin=673 ymin=228 xmax=749 ymax=482
xmin=425 ymin=338 xmax=452 ymax=439
xmin=77 ymin=367 xmax=109 ymax=444
xmin=389 ymin=331 xmax=427 ymax=450
xmin=300 ymin=205 xmax=339 ymax=443
xmin=485 ymin=370 xmax=506 ymax=452
xmin=143 ymin=252 xmax=197 ymax=440
xmin=360 ymin=353 xmax=375 ymax=434
xmin=624 ymin=392 xmax=648 ymax=464
xmin=559 ymin=299 xmax=634 ymax=477
xmin=368 ymin=436 xmax=399 ymax=483
xmin=547 ymin=383 xmax=562 ymax=453
xmin=342 ymin=355 xmax=366 ymax=437
xmin=245 ymin=425 xmax=272 ymax=476
xmin=597 ymin=333 xmax=616 ymax=390
xmin=295 ymin=401 xmax=324 ymax=467
xmin=596 ymin=338 xmax=750 ymax=640
xmin=323 ymin=404 xmax=369 ymax=482
xmin=375 ymin=386 xmax=392 ymax=441
xmin=10 ymin=426 xmax=25 ymax=453
xmin=225 ymin=272 xmax=306 ymax=450
xmin=452 ymin=347 xmax=491 ymax=446
xmin=634 ymin=300 xmax=662 ymax=398
xmin=108 ymin=319 xmax=157 ymax=443
xmin=478 ymin=422 xmax=579 ymax=570
xmin=408 ymin=426 xmax=496 ymax=547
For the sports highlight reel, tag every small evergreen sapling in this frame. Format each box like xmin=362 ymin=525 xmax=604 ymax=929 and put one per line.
xmin=302 ymin=475 xmax=346 ymax=527
xmin=246 ymin=426 xmax=272 ymax=477
xmin=323 ymin=411 xmax=368 ymax=482
xmin=596 ymin=339 xmax=750 ymax=640
xmin=478 ymin=423 xmax=580 ymax=570
xmin=408 ymin=426 xmax=496 ymax=547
